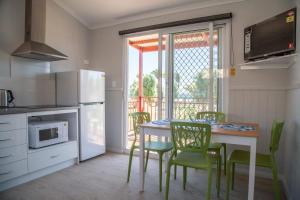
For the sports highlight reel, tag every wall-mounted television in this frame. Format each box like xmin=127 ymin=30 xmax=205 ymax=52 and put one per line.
xmin=244 ymin=8 xmax=297 ymax=62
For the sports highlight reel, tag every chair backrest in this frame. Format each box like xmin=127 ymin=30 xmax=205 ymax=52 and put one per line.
xmin=170 ymin=121 xmax=211 ymax=153
xmin=196 ymin=111 xmax=225 ymax=123
xmin=269 ymin=121 xmax=284 ymax=154
xmin=131 ymin=112 xmax=151 ymax=139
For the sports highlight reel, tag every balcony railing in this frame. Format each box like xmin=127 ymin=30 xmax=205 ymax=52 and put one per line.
xmin=128 ymin=97 xmax=215 ymax=132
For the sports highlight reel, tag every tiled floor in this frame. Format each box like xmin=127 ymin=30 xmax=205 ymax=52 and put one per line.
xmin=0 ymin=153 xmax=282 ymax=200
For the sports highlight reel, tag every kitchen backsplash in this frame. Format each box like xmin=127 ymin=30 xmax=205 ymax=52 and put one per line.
xmin=0 ymin=56 xmax=56 ymax=106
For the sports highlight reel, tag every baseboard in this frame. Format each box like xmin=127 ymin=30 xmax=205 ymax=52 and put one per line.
xmin=236 ymin=166 xmax=290 ymax=198
xmin=279 ymin=174 xmax=289 ymax=199
xmin=106 ymin=147 xmax=123 ymax=153
xmin=235 ymin=165 xmax=273 ymax=179
xmin=0 ymin=159 xmax=77 ymax=192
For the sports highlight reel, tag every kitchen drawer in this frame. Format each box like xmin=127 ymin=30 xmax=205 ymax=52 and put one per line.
xmin=0 ymin=144 xmax=27 ymax=166
xmin=0 ymin=159 xmax=27 ymax=183
xmin=0 ymin=129 xmax=27 ymax=149
xmin=0 ymin=114 xmax=26 ymax=132
xmin=28 ymin=141 xmax=78 ymax=172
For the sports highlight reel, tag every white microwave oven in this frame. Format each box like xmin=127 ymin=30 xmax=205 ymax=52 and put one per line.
xmin=28 ymin=121 xmax=68 ymax=148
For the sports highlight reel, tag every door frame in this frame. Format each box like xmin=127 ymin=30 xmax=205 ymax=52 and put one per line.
xmin=121 ymin=20 xmax=231 ymax=152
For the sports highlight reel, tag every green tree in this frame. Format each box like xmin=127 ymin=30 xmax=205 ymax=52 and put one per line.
xmin=185 ymin=71 xmax=209 ymax=99
xmin=129 ymin=73 xmax=157 ymax=98
xmin=173 ymin=72 xmax=180 ymax=99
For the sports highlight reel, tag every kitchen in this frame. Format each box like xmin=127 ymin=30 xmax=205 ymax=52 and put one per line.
xmin=0 ymin=0 xmax=300 ymax=200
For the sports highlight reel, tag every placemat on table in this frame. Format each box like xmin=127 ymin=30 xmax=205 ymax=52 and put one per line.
xmin=220 ymin=123 xmax=256 ymax=131
xmin=151 ymin=119 xmax=170 ymax=125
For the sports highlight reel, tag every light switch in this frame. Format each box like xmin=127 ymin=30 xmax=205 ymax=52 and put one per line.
xmin=83 ymin=60 xmax=90 ymax=65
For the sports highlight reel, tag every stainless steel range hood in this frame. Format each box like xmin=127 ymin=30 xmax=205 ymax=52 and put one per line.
xmin=12 ymin=0 xmax=67 ymax=61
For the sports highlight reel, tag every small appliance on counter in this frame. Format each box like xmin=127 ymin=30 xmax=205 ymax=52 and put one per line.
xmin=0 ymin=89 xmax=15 ymax=107
xmin=28 ymin=120 xmax=69 ymax=148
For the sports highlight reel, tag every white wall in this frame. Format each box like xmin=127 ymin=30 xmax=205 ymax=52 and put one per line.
xmin=46 ymin=0 xmax=91 ymax=72
xmin=0 ymin=0 xmax=90 ymax=106
xmin=281 ymin=0 xmax=300 ymax=199
xmin=90 ymin=0 xmax=292 ymax=157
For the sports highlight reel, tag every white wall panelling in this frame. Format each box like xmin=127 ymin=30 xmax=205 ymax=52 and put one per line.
xmin=228 ymin=88 xmax=286 ymax=154
xmin=280 ymin=0 xmax=300 ymax=198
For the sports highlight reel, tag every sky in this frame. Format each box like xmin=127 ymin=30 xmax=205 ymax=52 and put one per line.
xmin=128 ymin=46 xmax=158 ymax=87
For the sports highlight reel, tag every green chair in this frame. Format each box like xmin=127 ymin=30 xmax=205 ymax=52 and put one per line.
xmin=226 ymin=121 xmax=284 ymax=200
xmin=127 ymin=112 xmax=173 ymax=191
xmin=165 ymin=121 xmax=219 ymax=200
xmin=196 ymin=111 xmax=227 ymax=175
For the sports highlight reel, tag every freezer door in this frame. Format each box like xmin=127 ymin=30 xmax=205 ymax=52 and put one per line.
xmin=79 ymin=69 xmax=105 ymax=103
xmin=56 ymin=71 xmax=79 ymax=105
xmin=80 ymin=103 xmax=105 ymax=161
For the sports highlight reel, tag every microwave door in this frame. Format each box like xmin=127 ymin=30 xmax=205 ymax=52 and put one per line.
xmin=80 ymin=103 xmax=105 ymax=161
xmin=39 ymin=128 xmax=59 ymax=141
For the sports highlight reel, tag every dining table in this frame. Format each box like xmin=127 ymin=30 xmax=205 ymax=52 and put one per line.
xmin=138 ymin=120 xmax=259 ymax=200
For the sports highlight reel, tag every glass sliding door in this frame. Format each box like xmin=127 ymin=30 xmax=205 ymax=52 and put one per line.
xmin=125 ymin=24 xmax=224 ymax=149
xmin=126 ymin=33 xmax=167 ymax=148
xmin=170 ymin=26 xmax=222 ymax=119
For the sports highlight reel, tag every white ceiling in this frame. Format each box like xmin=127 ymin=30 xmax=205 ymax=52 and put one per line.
xmin=54 ymin=0 xmax=243 ymax=29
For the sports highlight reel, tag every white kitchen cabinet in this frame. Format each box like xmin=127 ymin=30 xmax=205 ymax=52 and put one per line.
xmin=0 ymin=160 xmax=27 ymax=183
xmin=0 ymin=114 xmax=26 ymax=131
xmin=28 ymin=141 xmax=78 ymax=172
xmin=0 ymin=144 xmax=27 ymax=166
xmin=0 ymin=108 xmax=79 ymax=192
xmin=0 ymin=129 xmax=27 ymax=149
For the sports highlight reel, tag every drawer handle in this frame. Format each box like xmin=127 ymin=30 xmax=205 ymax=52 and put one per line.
xmin=0 ymin=154 xmax=12 ymax=158
xmin=50 ymin=154 xmax=60 ymax=159
xmin=0 ymin=171 xmax=11 ymax=176
xmin=0 ymin=138 xmax=11 ymax=142
xmin=0 ymin=122 xmax=10 ymax=125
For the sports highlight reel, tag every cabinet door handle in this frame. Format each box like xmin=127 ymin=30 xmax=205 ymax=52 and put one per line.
xmin=0 ymin=122 xmax=10 ymax=125
xmin=0 ymin=138 xmax=11 ymax=141
xmin=50 ymin=154 xmax=59 ymax=159
xmin=0 ymin=154 xmax=12 ymax=159
xmin=0 ymin=171 xmax=11 ymax=175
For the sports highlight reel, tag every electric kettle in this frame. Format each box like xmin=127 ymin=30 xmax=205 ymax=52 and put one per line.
xmin=0 ymin=89 xmax=15 ymax=107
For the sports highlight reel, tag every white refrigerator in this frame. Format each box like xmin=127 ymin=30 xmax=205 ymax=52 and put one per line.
xmin=56 ymin=69 xmax=105 ymax=161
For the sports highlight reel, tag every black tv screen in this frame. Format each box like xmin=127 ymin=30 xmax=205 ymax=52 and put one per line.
xmin=244 ymin=8 xmax=297 ymax=61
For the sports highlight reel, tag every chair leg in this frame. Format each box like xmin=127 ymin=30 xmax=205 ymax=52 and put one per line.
xmin=127 ymin=146 xmax=135 ymax=182
xmin=206 ymin=163 xmax=213 ymax=200
xmin=159 ymin=152 xmax=163 ymax=192
xmin=174 ymin=165 xmax=177 ymax=180
xmin=165 ymin=162 xmax=172 ymax=200
xmin=231 ymin=163 xmax=235 ymax=190
xmin=174 ymin=151 xmax=177 ymax=180
xmin=215 ymin=152 xmax=221 ymax=188
xmin=217 ymin=155 xmax=221 ymax=198
xmin=183 ymin=166 xmax=187 ymax=190
xmin=272 ymin=163 xmax=281 ymax=200
xmin=216 ymin=156 xmax=219 ymax=188
xmin=223 ymin=143 xmax=227 ymax=175
xmin=226 ymin=161 xmax=232 ymax=200
xmin=145 ymin=150 xmax=150 ymax=172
